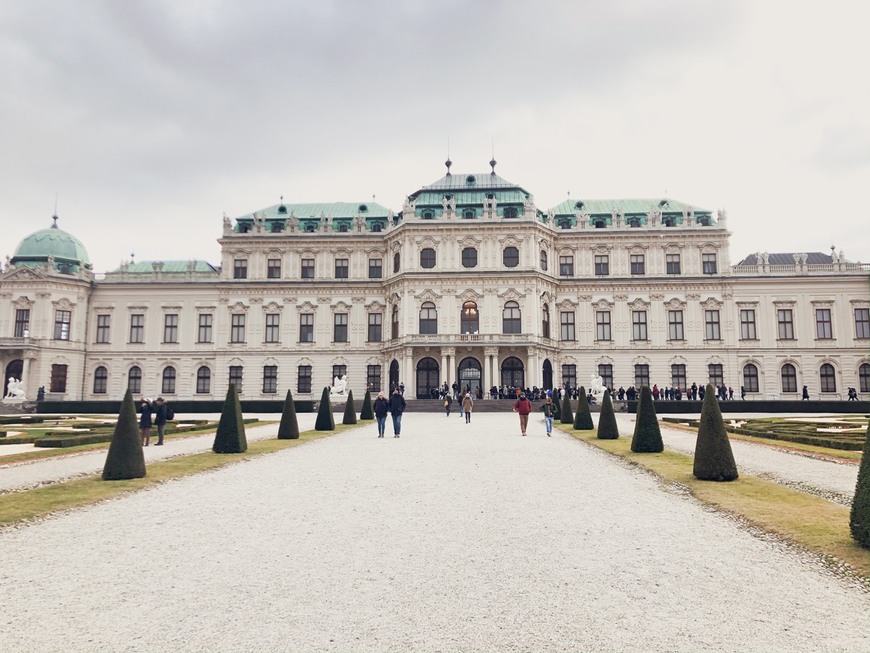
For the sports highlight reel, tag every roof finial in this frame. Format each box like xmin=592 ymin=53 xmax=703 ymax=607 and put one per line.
xmin=51 ymin=214 xmax=58 ymax=229
xmin=445 ymin=136 xmax=452 ymax=176
xmin=490 ymin=138 xmax=497 ymax=175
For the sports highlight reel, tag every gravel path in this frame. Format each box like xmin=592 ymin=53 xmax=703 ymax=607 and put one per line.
xmin=0 ymin=414 xmax=317 ymax=493
xmin=0 ymin=412 xmax=867 ymax=653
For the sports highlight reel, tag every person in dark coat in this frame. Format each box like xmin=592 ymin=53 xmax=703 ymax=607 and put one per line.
xmin=388 ymin=389 xmax=406 ymax=437
xmin=513 ymin=392 xmax=533 ymax=436
xmin=373 ymin=391 xmax=389 ymax=437
xmin=139 ymin=398 xmax=153 ymax=446
xmin=153 ymin=397 xmax=168 ymax=446
xmin=541 ymin=395 xmax=555 ymax=436
xmin=462 ymin=392 xmax=474 ymax=423
xmin=444 ymin=394 xmax=452 ymax=416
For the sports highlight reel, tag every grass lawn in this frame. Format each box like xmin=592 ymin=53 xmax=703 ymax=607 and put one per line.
xmin=564 ymin=427 xmax=870 ymax=582
xmin=0 ymin=423 xmax=358 ymax=528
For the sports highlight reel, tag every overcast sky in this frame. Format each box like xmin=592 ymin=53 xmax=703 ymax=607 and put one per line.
xmin=2 ymin=0 xmax=868 ymax=273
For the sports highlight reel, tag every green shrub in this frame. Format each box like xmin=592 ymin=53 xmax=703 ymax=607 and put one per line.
xmin=315 ymin=387 xmax=335 ymax=431
xmin=693 ymin=384 xmax=738 ymax=481
xmin=212 ymin=384 xmax=248 ymax=453
xmin=560 ymin=392 xmax=574 ymax=424
xmin=342 ymin=390 xmax=357 ymax=425
xmin=631 ymin=386 xmax=664 ymax=453
xmin=573 ymin=386 xmax=593 ymax=430
xmin=850 ymin=424 xmax=870 ymax=548
xmin=360 ymin=389 xmax=374 ymax=420
xmin=102 ymin=390 xmax=146 ymax=480
xmin=597 ymin=391 xmax=619 ymax=440
xmin=552 ymin=394 xmax=561 ymax=421
xmin=277 ymin=389 xmax=300 ymax=440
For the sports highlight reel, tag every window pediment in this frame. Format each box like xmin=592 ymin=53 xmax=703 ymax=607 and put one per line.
xmin=13 ymin=295 xmax=35 ymax=308
xmin=702 ymin=297 xmax=723 ymax=309
xmin=296 ymin=301 xmax=317 ymax=313
xmin=665 ymin=297 xmax=686 ymax=310
xmin=628 ymin=298 xmax=650 ymax=310
xmin=52 ymin=297 xmax=75 ymax=309
xmin=458 ymin=288 xmax=483 ymax=302
xmin=228 ymin=301 xmax=248 ymax=313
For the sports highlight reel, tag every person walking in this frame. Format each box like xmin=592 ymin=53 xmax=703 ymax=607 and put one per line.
xmin=138 ymin=398 xmax=153 ymax=446
xmin=802 ymin=385 xmax=810 ymax=400
xmin=458 ymin=390 xmax=465 ymax=418
xmin=153 ymin=397 xmax=168 ymax=446
xmin=373 ymin=391 xmax=389 ymax=437
xmin=513 ymin=392 xmax=532 ymax=436
xmin=444 ymin=394 xmax=452 ymax=416
xmin=388 ymin=388 xmax=406 ymax=437
xmin=462 ymin=391 xmax=474 ymax=423
xmin=541 ymin=395 xmax=555 ymax=436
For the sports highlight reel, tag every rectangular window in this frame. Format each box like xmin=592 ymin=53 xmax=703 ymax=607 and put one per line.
xmin=265 ymin=313 xmax=280 ymax=343
xmin=54 ymin=310 xmax=71 ymax=340
xmin=301 ymin=258 xmax=315 ymax=279
xmin=559 ymin=255 xmax=574 ymax=276
xmin=267 ymin=258 xmax=281 ymax=279
xmin=300 ymin=314 xmax=314 ymax=342
xmin=233 ymin=259 xmax=248 ymax=279
xmin=595 ymin=311 xmax=611 ymax=341
xmin=708 ymin=364 xmax=724 ymax=387
xmin=368 ymin=313 xmax=382 ymax=342
xmin=594 ymin=255 xmax=609 ymax=276
xmin=631 ymin=310 xmax=648 ymax=341
xmin=14 ymin=309 xmax=30 ymax=337
xmin=671 ymin=364 xmax=687 ymax=390
xmin=335 ymin=258 xmax=349 ymax=279
xmin=230 ymin=314 xmax=246 ymax=343
xmin=634 ymin=364 xmax=650 ymax=389
xmin=815 ymin=308 xmax=833 ymax=339
xmin=130 ymin=314 xmax=145 ymax=343
xmin=297 ymin=365 xmax=312 ymax=394
xmin=163 ymin=314 xmax=178 ymax=343
xmin=702 ymin=253 xmax=717 ymax=275
xmin=391 ymin=307 xmax=399 ymax=340
xmin=560 ymin=311 xmax=575 ymax=341
xmin=332 ymin=364 xmax=347 ymax=380
xmin=856 ymin=308 xmax=870 ymax=339
xmin=50 ymin=364 xmax=68 ymax=393
xmin=262 ymin=365 xmax=278 ymax=394
xmin=368 ymin=258 xmax=383 ymax=279
xmin=228 ymin=366 xmax=243 ymax=393
xmin=198 ymin=314 xmax=213 ymax=343
xmin=777 ymin=308 xmax=794 ymax=339
xmin=367 ymin=365 xmax=382 ymax=392
xmin=630 ymin=254 xmax=645 ymax=275
xmin=334 ymin=313 xmax=348 ymax=342
xmin=95 ymin=315 xmax=111 ymax=343
xmin=561 ymin=364 xmax=577 ymax=390
xmin=668 ymin=310 xmax=684 ymax=341
xmin=740 ymin=309 xmax=757 ymax=340
xmin=705 ymin=310 xmax=721 ymax=340
xmin=666 ymin=253 xmax=681 ymax=275
xmin=598 ymin=364 xmax=613 ymax=390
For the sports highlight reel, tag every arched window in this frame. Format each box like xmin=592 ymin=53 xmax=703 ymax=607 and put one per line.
xmin=93 ymin=366 xmax=108 ymax=394
xmin=196 ymin=366 xmax=211 ymax=394
xmin=419 ymin=302 xmax=437 ymax=334
xmin=128 ymin=366 xmax=142 ymax=394
xmin=542 ymin=303 xmax=550 ymax=339
xmin=415 ymin=357 xmax=440 ymax=399
xmin=393 ymin=252 xmax=400 ymax=273
xmin=391 ymin=304 xmax=399 ymax=339
xmin=820 ymin=363 xmax=836 ymax=393
xmin=742 ymin=363 xmax=759 ymax=393
xmin=540 ymin=249 xmax=548 ymax=271
xmin=420 ymin=248 xmax=436 ymax=269
xmin=503 ymin=246 xmax=519 ymax=268
xmin=462 ymin=247 xmax=478 ymax=268
xmin=461 ymin=301 xmax=479 ymax=334
xmin=860 ymin=363 xmax=870 ymax=393
xmin=500 ymin=356 xmax=525 ymax=388
xmin=162 ymin=366 xmax=176 ymax=394
xmin=781 ymin=364 xmax=797 ymax=393
xmin=502 ymin=301 xmax=521 ymax=334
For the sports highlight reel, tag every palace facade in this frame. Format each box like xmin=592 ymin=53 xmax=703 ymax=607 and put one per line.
xmin=2 ymin=163 xmax=868 ymax=402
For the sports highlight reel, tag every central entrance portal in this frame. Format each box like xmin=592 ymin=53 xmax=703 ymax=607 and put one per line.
xmin=457 ymin=357 xmax=482 ymax=396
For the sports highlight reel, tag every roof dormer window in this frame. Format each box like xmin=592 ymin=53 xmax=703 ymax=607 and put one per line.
xmin=465 ymin=175 xmax=476 ymax=186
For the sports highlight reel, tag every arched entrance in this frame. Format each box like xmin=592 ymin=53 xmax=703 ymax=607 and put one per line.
xmin=458 ymin=357 xmax=482 ymax=395
xmin=542 ymin=359 xmax=553 ymax=390
xmin=501 ymin=356 xmax=525 ymax=389
xmin=416 ymin=357 xmax=440 ymax=399
xmin=389 ymin=359 xmax=400 ymax=392
xmin=4 ymin=359 xmax=23 ymax=397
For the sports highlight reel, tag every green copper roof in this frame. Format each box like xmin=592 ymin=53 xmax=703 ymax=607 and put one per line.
xmin=107 ymin=260 xmax=219 ymax=274
xmin=416 ymin=172 xmax=526 ymax=192
xmin=236 ymin=201 xmax=393 ymax=222
xmin=12 ymin=218 xmax=91 ymax=272
xmin=549 ymin=198 xmax=711 ymax=217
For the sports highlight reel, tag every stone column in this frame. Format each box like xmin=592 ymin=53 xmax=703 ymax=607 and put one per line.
xmin=442 ymin=347 xmax=455 ymax=388
xmin=527 ymin=347 xmax=537 ymax=388
xmin=404 ymin=348 xmax=414 ymax=397
xmin=485 ymin=346 xmax=499 ymax=395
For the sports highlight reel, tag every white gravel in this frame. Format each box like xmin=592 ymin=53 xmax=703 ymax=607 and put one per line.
xmin=0 ymin=412 xmax=867 ymax=653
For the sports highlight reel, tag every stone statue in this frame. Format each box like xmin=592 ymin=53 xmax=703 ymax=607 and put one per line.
xmin=589 ymin=374 xmax=604 ymax=397
xmin=4 ymin=377 xmax=27 ymax=403
xmin=331 ymin=375 xmax=348 ymax=396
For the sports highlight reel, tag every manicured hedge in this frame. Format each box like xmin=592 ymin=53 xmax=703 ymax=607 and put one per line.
xmin=37 ymin=399 xmax=317 ymax=414
xmin=627 ymin=400 xmax=869 ymax=414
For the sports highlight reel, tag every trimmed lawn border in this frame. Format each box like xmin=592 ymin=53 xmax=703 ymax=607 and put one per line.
xmin=564 ymin=427 xmax=870 ymax=582
xmin=0 ymin=424 xmax=355 ymax=529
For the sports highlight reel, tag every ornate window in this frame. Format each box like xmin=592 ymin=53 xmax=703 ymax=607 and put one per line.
xmin=128 ymin=366 xmax=142 ymax=394
xmin=666 ymin=253 xmax=681 ymax=275
xmin=367 ymin=365 xmax=382 ymax=392
xmin=198 ymin=314 xmax=213 ymax=343
xmin=596 ymin=311 xmax=611 ymax=341
xmin=54 ymin=310 xmax=71 ymax=341
xmin=740 ymin=309 xmax=756 ymax=340
xmin=163 ymin=314 xmax=178 ymax=344
xmin=462 ymin=247 xmax=478 ymax=268
xmin=630 ymin=254 xmax=645 ymax=275
xmin=297 ymin=365 xmax=312 ymax=394
xmin=391 ymin=304 xmax=399 ymax=339
xmin=420 ymin=248 xmax=436 ymax=269
xmin=820 ymin=363 xmax=836 ymax=393
xmin=561 ymin=364 xmax=577 ymax=389
xmin=860 ymin=363 xmax=870 ymax=393
xmin=14 ymin=309 xmax=30 ymax=337
xmin=559 ymin=255 xmax=573 ymax=276
xmin=368 ymin=258 xmax=382 ymax=279
xmin=393 ymin=252 xmax=400 ymax=273
xmin=777 ymin=309 xmax=795 ymax=340
xmin=130 ymin=314 xmax=145 ymax=344
xmin=93 ymin=366 xmax=108 ymax=394
xmin=265 ymin=314 xmax=280 ymax=343
xmin=96 ymin=315 xmax=111 ymax=343
xmin=301 ymin=258 xmax=315 ymax=279
xmin=781 ymin=364 xmax=797 ymax=393
xmin=540 ymin=250 xmax=548 ymax=271
xmin=299 ymin=314 xmax=314 ymax=342
xmin=230 ymin=314 xmax=246 ymax=343
xmin=632 ymin=311 xmax=648 ymax=341
xmin=50 ymin=364 xmax=68 ymax=393
xmin=233 ymin=259 xmax=248 ymax=279
xmin=503 ymin=246 xmax=519 ymax=268
xmin=560 ymin=311 xmax=575 ymax=341
xmin=419 ymin=302 xmax=438 ymax=334
xmin=671 ymin=364 xmax=687 ymax=390
xmin=461 ymin=301 xmax=479 ymax=334
xmin=196 ymin=366 xmax=211 ymax=394
xmin=267 ymin=258 xmax=281 ymax=279
xmin=705 ymin=310 xmax=721 ymax=340
xmin=742 ymin=363 xmax=759 ymax=393
xmin=333 ymin=313 xmax=348 ymax=342
xmin=162 ymin=366 xmax=176 ymax=394
xmin=262 ymin=365 xmax=278 ymax=394
xmin=594 ymin=255 xmax=609 ymax=276
xmin=702 ymin=253 xmax=717 ymax=275
xmin=334 ymin=258 xmax=349 ymax=279
xmin=708 ymin=364 xmax=724 ymax=387
xmin=815 ymin=309 xmax=833 ymax=339
xmin=229 ymin=365 xmax=243 ymax=393
xmin=855 ymin=308 xmax=870 ymax=339
xmin=542 ymin=304 xmax=550 ymax=339
xmin=598 ymin=364 xmax=613 ymax=390
xmin=634 ymin=364 xmax=650 ymax=388
xmin=502 ymin=301 xmax=521 ymax=334
xmin=504 ymin=207 xmax=518 ymax=219
xmin=368 ymin=313 xmax=382 ymax=342
xmin=668 ymin=310 xmax=684 ymax=341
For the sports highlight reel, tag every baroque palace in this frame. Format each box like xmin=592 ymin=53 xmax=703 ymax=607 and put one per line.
xmin=1 ymin=162 xmax=869 ymax=403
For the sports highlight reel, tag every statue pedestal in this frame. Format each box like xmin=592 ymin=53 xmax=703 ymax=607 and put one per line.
xmin=2 ymin=396 xmax=27 ymax=405
xmin=329 ymin=393 xmax=349 ymax=405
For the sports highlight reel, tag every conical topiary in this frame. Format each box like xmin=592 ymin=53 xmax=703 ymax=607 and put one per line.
xmin=360 ymin=389 xmax=374 ymax=420
xmin=573 ymin=386 xmax=594 ymax=430
xmin=597 ymin=390 xmax=619 ymax=440
xmin=277 ymin=389 xmax=300 ymax=440
xmin=315 ymin=386 xmax=335 ymax=431
xmin=630 ymin=385 xmax=664 ymax=453
xmin=102 ymin=389 xmax=146 ymax=480
xmin=560 ymin=391 xmax=574 ymax=424
xmin=342 ymin=390 xmax=357 ymax=425
xmin=850 ymin=424 xmax=870 ymax=547
xmin=693 ymin=384 xmax=738 ymax=481
xmin=213 ymin=383 xmax=248 ymax=453
xmin=552 ymin=393 xmax=561 ymax=421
